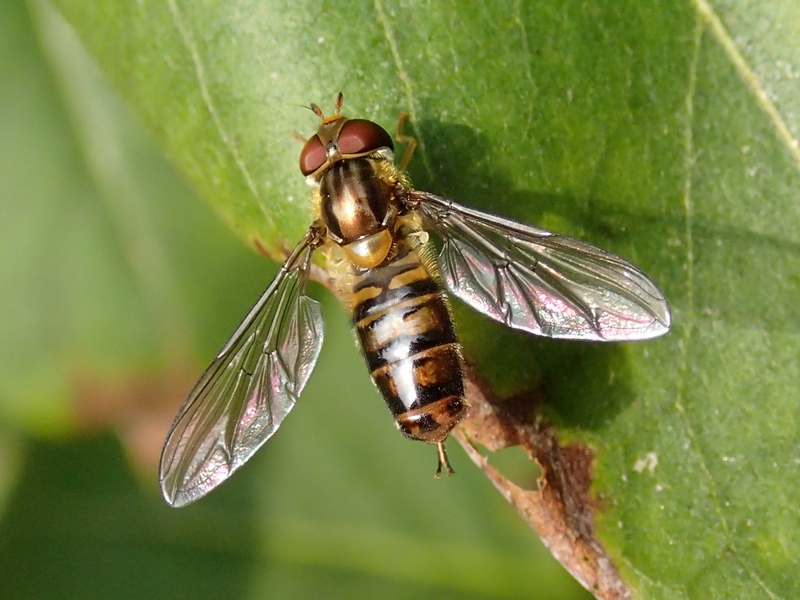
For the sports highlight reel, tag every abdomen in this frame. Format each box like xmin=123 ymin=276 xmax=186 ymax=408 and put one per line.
xmin=351 ymin=237 xmax=467 ymax=443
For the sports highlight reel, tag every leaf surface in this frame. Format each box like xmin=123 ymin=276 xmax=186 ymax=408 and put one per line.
xmin=9 ymin=0 xmax=800 ymax=597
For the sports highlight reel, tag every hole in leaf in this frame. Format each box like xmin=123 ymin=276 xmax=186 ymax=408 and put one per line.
xmin=486 ymin=445 xmax=540 ymax=491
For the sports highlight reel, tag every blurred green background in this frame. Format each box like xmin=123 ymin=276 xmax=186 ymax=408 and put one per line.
xmin=0 ymin=1 xmax=591 ymax=598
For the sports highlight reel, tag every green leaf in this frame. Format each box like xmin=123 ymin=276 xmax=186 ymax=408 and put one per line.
xmin=0 ymin=1 xmax=589 ymax=599
xmin=0 ymin=0 xmax=273 ymax=434
xmin=7 ymin=0 xmax=800 ymax=598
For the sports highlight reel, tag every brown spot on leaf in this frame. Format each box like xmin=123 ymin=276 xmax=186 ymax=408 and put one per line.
xmin=252 ymin=237 xmax=272 ymax=258
xmin=252 ymin=236 xmax=338 ymax=295
xmin=454 ymin=366 xmax=630 ymax=600
xmin=252 ymin=237 xmax=288 ymax=263
xmin=71 ymin=363 xmax=196 ymax=476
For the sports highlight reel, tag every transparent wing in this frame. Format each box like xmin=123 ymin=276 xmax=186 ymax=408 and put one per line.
xmin=159 ymin=232 xmax=324 ymax=507
xmin=412 ymin=191 xmax=671 ymax=341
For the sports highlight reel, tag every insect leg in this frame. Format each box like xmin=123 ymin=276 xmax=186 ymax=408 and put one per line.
xmin=396 ymin=112 xmax=417 ymax=172
xmin=434 ymin=441 xmax=455 ymax=478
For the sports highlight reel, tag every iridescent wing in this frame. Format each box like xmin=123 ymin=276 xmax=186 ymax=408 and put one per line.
xmin=411 ymin=191 xmax=671 ymax=341
xmin=159 ymin=231 xmax=324 ymax=507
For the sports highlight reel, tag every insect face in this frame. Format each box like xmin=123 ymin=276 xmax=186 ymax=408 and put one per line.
xmin=299 ymin=114 xmax=394 ymax=179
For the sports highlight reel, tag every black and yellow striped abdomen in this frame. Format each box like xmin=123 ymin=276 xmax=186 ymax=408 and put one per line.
xmin=352 ymin=237 xmax=467 ymax=443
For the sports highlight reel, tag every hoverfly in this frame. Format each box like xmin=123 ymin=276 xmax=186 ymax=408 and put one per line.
xmin=159 ymin=94 xmax=671 ymax=507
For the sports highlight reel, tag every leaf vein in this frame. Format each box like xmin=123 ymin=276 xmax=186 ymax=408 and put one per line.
xmin=372 ymin=0 xmax=434 ymax=184
xmin=166 ymin=0 xmax=270 ymax=226
xmin=674 ymin=16 xmax=784 ymax=600
xmin=512 ymin=0 xmax=537 ymax=141
xmin=692 ymin=0 xmax=800 ymax=169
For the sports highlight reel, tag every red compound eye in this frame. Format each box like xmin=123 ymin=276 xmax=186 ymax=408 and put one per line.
xmin=299 ymin=135 xmax=326 ymax=176
xmin=337 ymin=119 xmax=394 ymax=155
xmin=299 ymin=119 xmax=394 ymax=176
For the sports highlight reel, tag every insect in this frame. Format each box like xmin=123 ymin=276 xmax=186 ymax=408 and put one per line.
xmin=158 ymin=94 xmax=671 ymax=507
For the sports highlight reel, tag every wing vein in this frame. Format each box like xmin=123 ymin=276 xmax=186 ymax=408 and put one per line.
xmin=158 ymin=230 xmax=325 ymax=507
xmin=413 ymin=190 xmax=671 ymax=341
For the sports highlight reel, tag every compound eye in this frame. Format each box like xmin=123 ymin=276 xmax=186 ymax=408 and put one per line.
xmin=299 ymin=134 xmax=326 ymax=176
xmin=337 ymin=119 xmax=394 ymax=155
